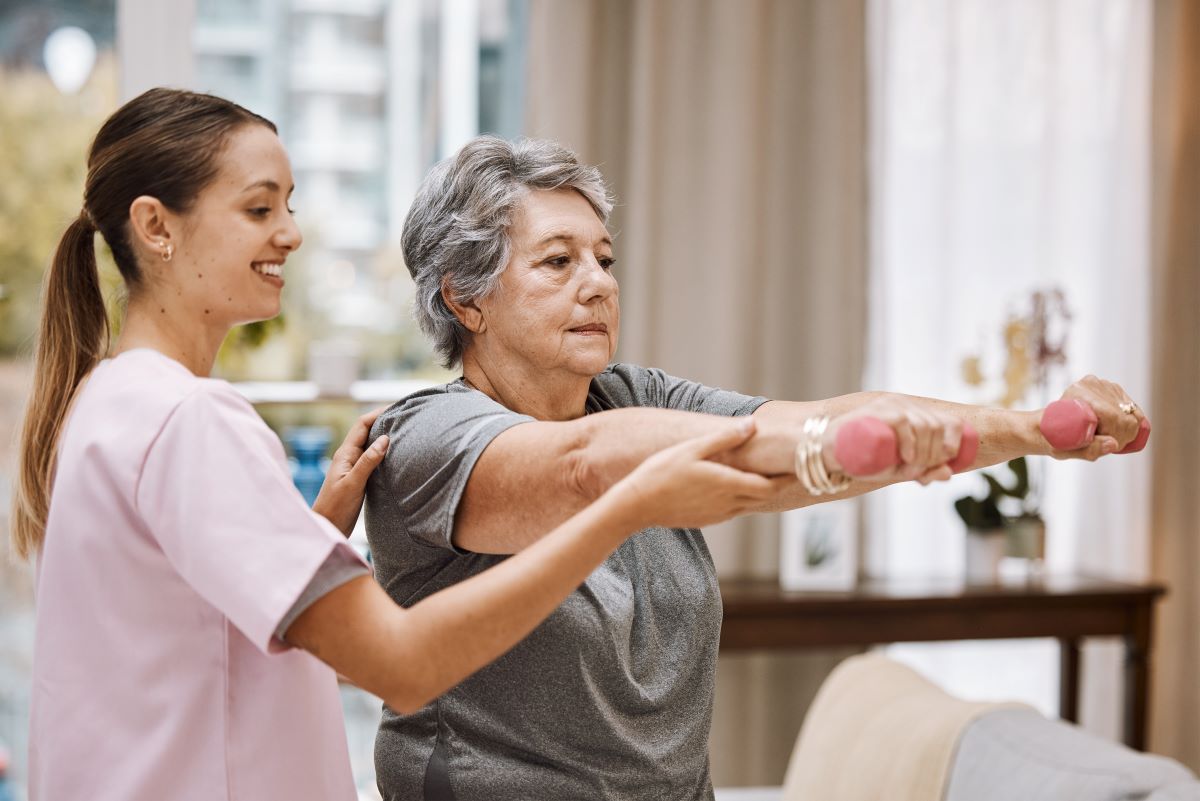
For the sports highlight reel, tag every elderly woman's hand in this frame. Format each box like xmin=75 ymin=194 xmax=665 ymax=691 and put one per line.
xmin=312 ymin=409 xmax=391 ymax=537
xmin=1050 ymin=375 xmax=1146 ymax=461
xmin=608 ymin=419 xmax=781 ymax=530
xmin=824 ymin=396 xmax=967 ymax=485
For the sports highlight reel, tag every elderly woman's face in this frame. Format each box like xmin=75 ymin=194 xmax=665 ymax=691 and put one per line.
xmin=477 ymin=188 xmax=619 ymax=379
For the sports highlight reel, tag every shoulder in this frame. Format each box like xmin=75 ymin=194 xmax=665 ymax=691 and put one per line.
xmin=589 ymin=363 xmax=672 ymax=409
xmin=88 ymin=349 xmax=252 ymax=418
xmin=93 ymin=353 xmax=273 ymax=457
xmin=134 ymin=374 xmax=289 ymax=502
xmin=165 ymin=379 xmax=263 ymax=432
xmin=590 ymin=363 xmax=768 ymax=416
xmin=370 ymin=380 xmax=521 ymax=440
xmin=59 ymin=350 xmax=274 ymax=490
xmin=367 ymin=380 xmax=534 ymax=491
xmin=67 ymin=350 xmax=254 ymax=450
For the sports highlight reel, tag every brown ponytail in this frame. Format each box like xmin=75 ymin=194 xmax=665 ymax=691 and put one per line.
xmin=10 ymin=88 xmax=275 ymax=559
xmin=10 ymin=214 xmax=108 ymax=559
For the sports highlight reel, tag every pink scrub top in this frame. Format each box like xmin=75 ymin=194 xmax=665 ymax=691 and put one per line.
xmin=28 ymin=349 xmax=364 ymax=801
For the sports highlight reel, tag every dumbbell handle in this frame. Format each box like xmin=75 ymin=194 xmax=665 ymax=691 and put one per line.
xmin=1039 ymin=398 xmax=1151 ymax=453
xmin=833 ymin=418 xmax=980 ymax=478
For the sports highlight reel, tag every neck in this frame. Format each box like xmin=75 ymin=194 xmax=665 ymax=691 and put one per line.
xmin=114 ymin=292 xmax=230 ymax=376
xmin=460 ymin=350 xmax=592 ymax=421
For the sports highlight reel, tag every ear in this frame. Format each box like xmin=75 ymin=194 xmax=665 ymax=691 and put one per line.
xmin=128 ymin=195 xmax=176 ymax=262
xmin=441 ymin=279 xmax=486 ymax=334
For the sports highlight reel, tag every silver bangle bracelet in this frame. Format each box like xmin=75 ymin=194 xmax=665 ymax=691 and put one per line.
xmin=795 ymin=415 xmax=852 ymax=496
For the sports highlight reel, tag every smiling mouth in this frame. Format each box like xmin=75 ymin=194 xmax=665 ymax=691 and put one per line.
xmin=570 ymin=323 xmax=608 ymax=334
xmin=251 ymin=261 xmax=284 ymax=278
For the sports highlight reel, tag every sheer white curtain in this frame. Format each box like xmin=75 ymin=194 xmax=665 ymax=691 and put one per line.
xmin=866 ymin=0 xmax=1153 ymax=740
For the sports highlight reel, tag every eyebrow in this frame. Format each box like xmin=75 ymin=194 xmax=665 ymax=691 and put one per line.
xmin=241 ymin=179 xmax=294 ymax=194
xmin=535 ymin=232 xmax=613 ymax=248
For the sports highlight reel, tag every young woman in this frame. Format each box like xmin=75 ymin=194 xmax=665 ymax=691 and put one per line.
xmin=9 ymin=88 xmax=777 ymax=801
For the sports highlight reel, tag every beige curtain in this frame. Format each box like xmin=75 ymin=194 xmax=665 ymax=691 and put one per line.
xmin=1149 ymin=0 xmax=1200 ymax=772
xmin=526 ymin=0 xmax=868 ymax=786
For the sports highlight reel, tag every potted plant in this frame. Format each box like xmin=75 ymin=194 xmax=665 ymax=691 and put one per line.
xmin=954 ymin=457 xmax=1044 ymax=579
xmin=957 ymin=288 xmax=1070 ymax=578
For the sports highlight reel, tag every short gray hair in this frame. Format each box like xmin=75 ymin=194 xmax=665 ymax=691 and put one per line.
xmin=402 ymin=135 xmax=614 ymax=367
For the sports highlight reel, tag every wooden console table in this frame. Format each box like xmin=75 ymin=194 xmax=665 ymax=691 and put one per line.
xmin=719 ymin=575 xmax=1166 ymax=750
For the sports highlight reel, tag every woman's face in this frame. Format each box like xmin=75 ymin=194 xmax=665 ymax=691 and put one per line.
xmin=476 ymin=188 xmax=620 ymax=380
xmin=170 ymin=124 xmax=301 ymax=326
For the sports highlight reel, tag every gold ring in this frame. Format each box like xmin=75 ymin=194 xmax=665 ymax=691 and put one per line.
xmin=1119 ymin=402 xmax=1137 ymax=415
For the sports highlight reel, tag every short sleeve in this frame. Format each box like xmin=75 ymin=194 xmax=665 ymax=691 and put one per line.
xmin=593 ymin=363 xmax=768 ymax=417
xmin=135 ymin=382 xmax=364 ymax=654
xmin=276 ymin=546 xmax=370 ymax=642
xmin=367 ymin=385 xmax=534 ymax=553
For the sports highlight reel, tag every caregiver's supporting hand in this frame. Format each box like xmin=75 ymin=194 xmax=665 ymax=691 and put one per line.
xmin=312 ymin=408 xmax=390 ymax=537
xmin=605 ymin=418 xmax=778 ymax=530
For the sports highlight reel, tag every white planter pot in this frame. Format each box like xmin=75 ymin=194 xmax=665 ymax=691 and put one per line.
xmin=1006 ymin=516 xmax=1046 ymax=561
xmin=965 ymin=528 xmax=1006 ymax=581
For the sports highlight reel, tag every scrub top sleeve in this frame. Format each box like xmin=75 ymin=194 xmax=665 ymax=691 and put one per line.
xmin=135 ymin=383 xmax=363 ymax=654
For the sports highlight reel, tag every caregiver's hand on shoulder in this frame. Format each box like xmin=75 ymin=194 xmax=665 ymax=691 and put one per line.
xmin=609 ymin=419 xmax=780 ymax=530
xmin=825 ymin=396 xmax=966 ymax=485
xmin=312 ymin=408 xmax=390 ymax=537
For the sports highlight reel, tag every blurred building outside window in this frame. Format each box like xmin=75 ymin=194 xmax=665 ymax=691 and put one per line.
xmin=191 ymin=0 xmax=529 ymax=392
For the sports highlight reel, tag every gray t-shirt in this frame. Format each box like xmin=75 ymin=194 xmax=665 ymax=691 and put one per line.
xmin=365 ymin=363 xmax=767 ymax=801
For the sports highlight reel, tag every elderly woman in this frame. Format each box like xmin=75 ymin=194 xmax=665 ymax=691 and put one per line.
xmin=365 ymin=136 xmax=1144 ymax=801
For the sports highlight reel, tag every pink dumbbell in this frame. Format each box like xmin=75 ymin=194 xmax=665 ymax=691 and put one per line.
xmin=1039 ymin=398 xmax=1151 ymax=453
xmin=832 ymin=418 xmax=980 ymax=478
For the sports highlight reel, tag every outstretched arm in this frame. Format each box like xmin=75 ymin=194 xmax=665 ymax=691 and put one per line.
xmin=739 ymin=394 xmax=1044 ymax=511
xmin=286 ymin=422 xmax=775 ymax=713
xmin=452 ymin=395 xmax=960 ymax=553
xmin=451 ymin=375 xmax=1144 ymax=554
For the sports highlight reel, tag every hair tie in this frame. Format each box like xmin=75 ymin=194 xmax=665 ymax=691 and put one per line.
xmin=79 ymin=208 xmax=96 ymax=231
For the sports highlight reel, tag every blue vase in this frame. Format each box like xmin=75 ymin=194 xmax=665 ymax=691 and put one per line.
xmin=286 ymin=426 xmax=333 ymax=506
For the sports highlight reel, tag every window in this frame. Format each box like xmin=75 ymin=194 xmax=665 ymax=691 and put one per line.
xmin=192 ymin=0 xmax=530 ymax=385
xmin=867 ymin=0 xmax=1152 ymax=737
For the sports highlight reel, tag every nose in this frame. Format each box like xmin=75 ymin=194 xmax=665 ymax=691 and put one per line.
xmin=577 ymin=254 xmax=617 ymax=304
xmin=275 ymin=211 xmax=303 ymax=252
